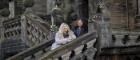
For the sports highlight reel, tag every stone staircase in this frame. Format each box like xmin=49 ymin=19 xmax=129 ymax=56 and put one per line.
xmin=2 ymin=13 xmax=97 ymax=60
xmin=6 ymin=31 xmax=97 ymax=60
xmin=1 ymin=13 xmax=52 ymax=60
xmin=40 ymin=32 xmax=97 ymax=60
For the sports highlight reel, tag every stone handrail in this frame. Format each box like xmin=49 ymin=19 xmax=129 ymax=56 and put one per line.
xmin=6 ymin=13 xmax=54 ymax=60
xmin=101 ymin=33 xmax=140 ymax=55
xmin=25 ymin=14 xmax=50 ymax=37
xmin=2 ymin=13 xmax=53 ymax=60
xmin=20 ymin=13 xmax=53 ymax=46
xmin=24 ymin=13 xmax=50 ymax=30
xmin=3 ymin=13 xmax=51 ymax=46
xmin=3 ymin=16 xmax=21 ymax=39
xmin=40 ymin=31 xmax=97 ymax=60
xmin=7 ymin=31 xmax=97 ymax=60
xmin=6 ymin=39 xmax=54 ymax=60
xmin=110 ymin=34 xmax=140 ymax=47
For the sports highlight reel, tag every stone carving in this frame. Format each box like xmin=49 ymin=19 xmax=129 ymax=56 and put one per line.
xmin=51 ymin=5 xmax=64 ymax=26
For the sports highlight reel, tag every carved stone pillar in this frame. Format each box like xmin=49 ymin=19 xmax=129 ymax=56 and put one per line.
xmin=138 ymin=0 xmax=140 ymax=14
xmin=0 ymin=17 xmax=4 ymax=60
xmin=88 ymin=0 xmax=98 ymax=32
xmin=46 ymin=0 xmax=56 ymax=15
xmin=9 ymin=1 xmax=15 ymax=18
xmin=21 ymin=15 xmax=28 ymax=46
xmin=93 ymin=14 xmax=112 ymax=48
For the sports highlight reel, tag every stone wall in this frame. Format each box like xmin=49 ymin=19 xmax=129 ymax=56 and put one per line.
xmin=31 ymin=0 xmax=47 ymax=16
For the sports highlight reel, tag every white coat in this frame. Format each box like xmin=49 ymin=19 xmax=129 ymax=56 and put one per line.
xmin=51 ymin=31 xmax=76 ymax=50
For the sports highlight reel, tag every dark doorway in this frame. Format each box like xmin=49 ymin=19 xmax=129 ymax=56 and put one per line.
xmin=77 ymin=0 xmax=89 ymax=20
xmin=76 ymin=0 xmax=89 ymax=31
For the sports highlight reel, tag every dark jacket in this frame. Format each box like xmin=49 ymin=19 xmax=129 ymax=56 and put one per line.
xmin=73 ymin=27 xmax=87 ymax=37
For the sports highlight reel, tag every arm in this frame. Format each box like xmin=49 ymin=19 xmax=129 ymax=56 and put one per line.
xmin=68 ymin=31 xmax=76 ymax=41
xmin=55 ymin=33 xmax=69 ymax=44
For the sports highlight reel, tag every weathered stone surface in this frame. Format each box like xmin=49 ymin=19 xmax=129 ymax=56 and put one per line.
xmin=0 ymin=8 xmax=10 ymax=17
xmin=74 ymin=45 xmax=84 ymax=55
xmin=23 ymin=0 xmax=34 ymax=7
xmin=139 ymin=0 xmax=140 ymax=14
xmin=0 ymin=0 xmax=9 ymax=9
xmin=31 ymin=0 xmax=47 ymax=16
xmin=46 ymin=0 xmax=56 ymax=15
xmin=71 ymin=53 xmax=85 ymax=60
xmin=86 ymin=39 xmax=96 ymax=48
xmin=61 ymin=52 xmax=71 ymax=60
xmin=9 ymin=1 xmax=15 ymax=18
xmin=84 ymin=47 xmax=97 ymax=60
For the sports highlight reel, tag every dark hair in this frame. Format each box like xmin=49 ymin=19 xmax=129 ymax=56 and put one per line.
xmin=74 ymin=18 xmax=84 ymax=28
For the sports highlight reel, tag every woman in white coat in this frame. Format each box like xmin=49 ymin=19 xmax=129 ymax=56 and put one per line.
xmin=51 ymin=23 xmax=76 ymax=50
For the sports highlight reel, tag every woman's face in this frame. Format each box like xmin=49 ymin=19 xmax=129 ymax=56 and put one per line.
xmin=77 ymin=20 xmax=83 ymax=27
xmin=63 ymin=26 xmax=68 ymax=33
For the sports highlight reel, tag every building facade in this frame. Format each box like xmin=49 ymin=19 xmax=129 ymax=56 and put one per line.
xmin=0 ymin=0 xmax=140 ymax=60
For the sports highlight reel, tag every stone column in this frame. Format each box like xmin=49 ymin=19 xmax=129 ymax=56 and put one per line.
xmin=21 ymin=15 xmax=28 ymax=46
xmin=93 ymin=14 xmax=112 ymax=48
xmin=9 ymin=1 xmax=15 ymax=18
xmin=88 ymin=0 xmax=98 ymax=32
xmin=138 ymin=0 xmax=140 ymax=14
xmin=0 ymin=17 xmax=4 ymax=60
xmin=46 ymin=0 xmax=56 ymax=15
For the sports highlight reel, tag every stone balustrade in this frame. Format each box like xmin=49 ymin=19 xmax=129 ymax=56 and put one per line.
xmin=40 ymin=31 xmax=97 ymax=60
xmin=3 ymin=17 xmax=21 ymax=39
xmin=100 ymin=31 xmax=140 ymax=56
xmin=7 ymin=31 xmax=97 ymax=60
xmin=2 ymin=13 xmax=51 ymax=47
xmin=2 ymin=13 xmax=52 ymax=59
xmin=6 ymin=40 xmax=53 ymax=60
xmin=20 ymin=13 xmax=51 ymax=46
xmin=110 ymin=31 xmax=140 ymax=47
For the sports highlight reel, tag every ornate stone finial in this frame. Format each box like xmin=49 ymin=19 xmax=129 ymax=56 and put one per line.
xmin=96 ymin=1 xmax=111 ymax=17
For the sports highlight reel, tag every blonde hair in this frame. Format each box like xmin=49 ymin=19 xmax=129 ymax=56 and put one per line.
xmin=58 ymin=23 xmax=71 ymax=34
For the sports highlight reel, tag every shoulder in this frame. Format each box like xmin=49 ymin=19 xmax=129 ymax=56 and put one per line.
xmin=69 ymin=30 xmax=75 ymax=34
xmin=55 ymin=32 xmax=62 ymax=36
